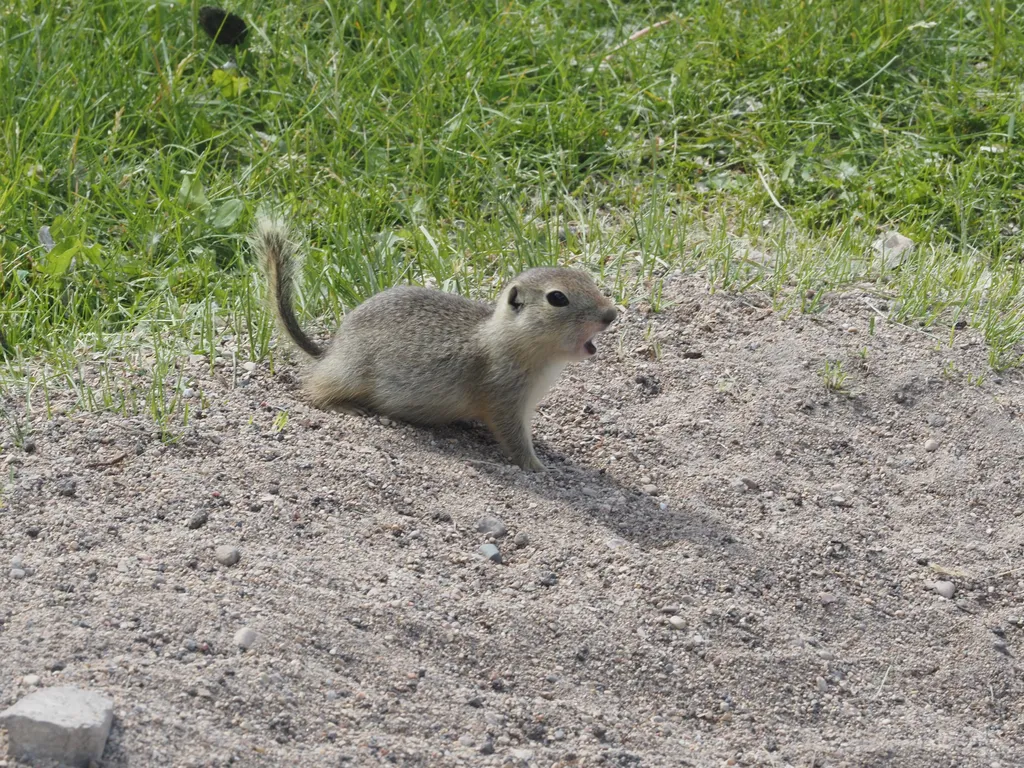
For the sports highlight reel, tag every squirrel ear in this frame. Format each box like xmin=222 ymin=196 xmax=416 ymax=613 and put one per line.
xmin=507 ymin=285 xmax=523 ymax=311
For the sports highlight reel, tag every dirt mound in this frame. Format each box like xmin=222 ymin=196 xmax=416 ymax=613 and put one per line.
xmin=2 ymin=274 xmax=1022 ymax=767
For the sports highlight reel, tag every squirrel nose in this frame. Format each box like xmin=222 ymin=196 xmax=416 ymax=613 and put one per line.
xmin=600 ymin=307 xmax=618 ymax=326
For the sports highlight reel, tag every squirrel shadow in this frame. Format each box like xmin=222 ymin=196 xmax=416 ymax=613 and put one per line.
xmin=399 ymin=420 xmax=735 ymax=552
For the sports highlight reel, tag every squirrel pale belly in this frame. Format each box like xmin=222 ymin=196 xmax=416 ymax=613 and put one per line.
xmin=249 ymin=215 xmax=618 ymax=470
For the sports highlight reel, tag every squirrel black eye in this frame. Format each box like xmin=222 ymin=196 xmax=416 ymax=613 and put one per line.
xmin=546 ymin=291 xmax=569 ymax=307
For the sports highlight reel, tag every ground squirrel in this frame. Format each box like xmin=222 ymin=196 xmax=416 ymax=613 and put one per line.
xmin=249 ymin=215 xmax=618 ymax=470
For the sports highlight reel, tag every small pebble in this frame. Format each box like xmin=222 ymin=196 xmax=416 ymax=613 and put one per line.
xmin=513 ymin=532 xmax=529 ymax=549
xmin=641 ymin=484 xmax=659 ymax=496
xmin=242 ymin=361 xmax=257 ymax=373
xmin=538 ymin=572 xmax=558 ymax=587
xmin=668 ymin=616 xmax=686 ymax=630
xmin=729 ymin=477 xmax=759 ymax=493
xmin=476 ymin=516 xmax=507 ymax=538
xmin=215 ymin=545 xmax=240 ymax=567
xmin=925 ymin=439 xmax=940 ymax=452
xmin=187 ymin=511 xmax=208 ymax=530
xmin=9 ymin=569 xmax=26 ymax=579
xmin=933 ymin=580 xmax=955 ymax=599
xmin=182 ymin=387 xmax=196 ymax=399
xmin=478 ymin=544 xmax=502 ymax=564
xmin=22 ymin=675 xmax=40 ymax=687
xmin=927 ymin=413 xmax=946 ymax=427
xmin=233 ymin=627 xmax=257 ymax=649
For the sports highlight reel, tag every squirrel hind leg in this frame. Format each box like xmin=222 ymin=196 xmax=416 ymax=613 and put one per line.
xmin=320 ymin=402 xmax=375 ymax=418
xmin=305 ymin=361 xmax=374 ymax=416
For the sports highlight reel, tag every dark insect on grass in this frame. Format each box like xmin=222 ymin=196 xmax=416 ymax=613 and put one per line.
xmin=198 ymin=6 xmax=248 ymax=47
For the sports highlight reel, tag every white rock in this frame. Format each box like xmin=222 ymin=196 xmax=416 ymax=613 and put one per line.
xmin=215 ymin=545 xmax=241 ymax=567
xmin=668 ymin=616 xmax=686 ymax=630
xmin=22 ymin=674 xmax=40 ymax=686
xmin=872 ymin=231 xmax=915 ymax=269
xmin=931 ymin=580 xmax=955 ymax=599
xmin=242 ymin=361 xmax=257 ymax=373
xmin=234 ymin=626 xmax=257 ymax=649
xmin=0 ymin=686 xmax=114 ymax=767
xmin=924 ymin=438 xmax=940 ymax=452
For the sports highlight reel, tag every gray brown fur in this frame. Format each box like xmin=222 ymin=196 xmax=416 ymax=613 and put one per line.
xmin=250 ymin=215 xmax=618 ymax=470
xmin=248 ymin=217 xmax=324 ymax=359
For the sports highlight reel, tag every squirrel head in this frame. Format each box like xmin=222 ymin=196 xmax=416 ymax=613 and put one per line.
xmin=495 ymin=267 xmax=618 ymax=363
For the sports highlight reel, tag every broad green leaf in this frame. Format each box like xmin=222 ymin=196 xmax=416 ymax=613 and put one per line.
xmin=37 ymin=238 xmax=78 ymax=275
xmin=80 ymin=243 xmax=105 ymax=266
xmin=178 ymin=175 xmax=210 ymax=210
xmin=211 ymin=69 xmax=249 ymax=98
xmin=211 ymin=199 xmax=244 ymax=229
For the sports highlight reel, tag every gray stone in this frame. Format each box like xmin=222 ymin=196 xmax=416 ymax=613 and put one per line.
xmin=476 ymin=516 xmax=507 ymax=538
xmin=925 ymin=438 xmax=940 ymax=452
xmin=187 ymin=511 xmax=208 ymax=530
xmin=668 ymin=616 xmax=686 ymax=630
xmin=215 ymin=545 xmax=241 ymax=567
xmin=478 ymin=544 xmax=502 ymax=564
xmin=641 ymin=484 xmax=659 ymax=496
xmin=10 ymin=568 xmax=26 ymax=579
xmin=513 ymin=532 xmax=529 ymax=549
xmin=234 ymin=627 xmax=257 ymax=649
xmin=927 ymin=413 xmax=946 ymax=427
xmin=730 ymin=477 xmax=759 ymax=493
xmin=932 ymin=580 xmax=955 ymax=599
xmin=0 ymin=686 xmax=114 ymax=767
xmin=872 ymin=231 xmax=915 ymax=268
xmin=22 ymin=674 xmax=41 ymax=687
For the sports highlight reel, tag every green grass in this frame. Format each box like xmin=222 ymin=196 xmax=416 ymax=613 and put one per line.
xmin=2 ymin=0 xmax=1023 ymax=432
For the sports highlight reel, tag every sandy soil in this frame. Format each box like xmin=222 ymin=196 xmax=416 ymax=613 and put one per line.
xmin=2 ymin=272 xmax=1023 ymax=767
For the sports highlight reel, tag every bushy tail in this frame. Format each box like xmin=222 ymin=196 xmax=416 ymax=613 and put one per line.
xmin=248 ymin=215 xmax=324 ymax=359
